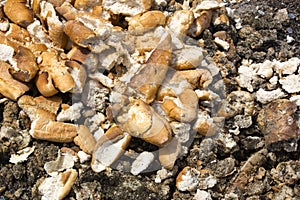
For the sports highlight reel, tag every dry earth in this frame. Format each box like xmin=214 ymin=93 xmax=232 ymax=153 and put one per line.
xmin=0 ymin=0 xmax=300 ymax=200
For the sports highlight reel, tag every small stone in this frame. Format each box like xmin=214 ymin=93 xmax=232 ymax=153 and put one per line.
xmin=287 ymin=35 xmax=294 ymax=43
xmin=290 ymin=95 xmax=300 ymax=106
xmin=193 ymin=190 xmax=212 ymax=200
xmin=171 ymin=45 xmax=204 ymax=70
xmin=194 ymin=138 xmax=217 ymax=165
xmin=213 ymin=13 xmax=230 ymax=26
xmin=271 ymin=160 xmax=300 ymax=184
xmin=274 ymin=8 xmax=289 ymax=22
xmin=176 ymin=166 xmax=200 ymax=192
xmin=213 ymin=157 xmax=236 ymax=177
xmin=198 ymin=170 xmax=217 ymax=190
xmin=216 ymin=133 xmax=238 ymax=153
xmin=269 ymin=76 xmax=278 ymax=85
xmin=193 ymin=111 xmax=218 ymax=136
xmin=288 ymin=13 xmax=296 ymax=19
xmin=255 ymin=88 xmax=286 ymax=104
xmin=274 ymin=57 xmax=300 ymax=75
xmin=280 ymin=75 xmax=300 ymax=93
xmin=233 ymin=115 xmax=252 ymax=129
xmin=159 ymin=138 xmax=181 ymax=170
xmin=91 ymin=128 xmax=131 ymax=173
xmin=257 ymin=99 xmax=300 ymax=147
xmin=128 ymin=10 xmax=166 ymax=35
xmin=256 ymin=60 xmax=274 ymax=79
xmin=218 ymin=91 xmax=254 ymax=118
xmin=235 ymin=65 xmax=256 ymax=92
xmin=214 ymin=37 xmax=230 ymax=51
xmin=89 ymin=72 xmax=114 ymax=88
xmin=286 ymin=27 xmax=293 ymax=34
xmin=155 ymin=168 xmax=173 ymax=183
xmin=195 ymin=0 xmax=226 ymax=10
xmin=74 ymin=125 xmax=96 ymax=154
xmin=84 ymin=113 xmax=105 ymax=133
xmin=167 ymin=10 xmax=194 ymax=37
xmin=189 ymin=10 xmax=212 ymax=37
xmin=241 ymin=136 xmax=264 ymax=150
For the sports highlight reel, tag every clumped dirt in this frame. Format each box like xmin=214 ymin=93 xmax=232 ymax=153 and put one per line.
xmin=1 ymin=0 xmax=300 ymax=199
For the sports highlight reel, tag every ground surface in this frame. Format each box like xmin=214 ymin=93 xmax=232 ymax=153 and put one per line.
xmin=0 ymin=0 xmax=300 ymax=199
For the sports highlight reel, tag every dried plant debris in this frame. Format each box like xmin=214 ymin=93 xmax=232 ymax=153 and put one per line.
xmin=9 ymin=146 xmax=35 ymax=164
xmin=0 ymin=0 xmax=300 ymax=199
xmin=91 ymin=125 xmax=131 ymax=173
xmin=38 ymin=169 xmax=78 ymax=200
xmin=44 ymin=150 xmax=76 ymax=176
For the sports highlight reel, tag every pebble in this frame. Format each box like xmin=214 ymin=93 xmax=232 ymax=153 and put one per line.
xmin=279 ymin=74 xmax=300 ymax=93
xmin=216 ymin=133 xmax=238 ymax=153
xmin=289 ymin=95 xmax=300 ymax=106
xmin=287 ymin=35 xmax=295 ymax=43
xmin=176 ymin=166 xmax=200 ymax=192
xmin=271 ymin=160 xmax=300 ymax=184
xmin=195 ymin=0 xmax=226 ymax=11
xmin=241 ymin=136 xmax=264 ymax=150
xmin=255 ymin=88 xmax=286 ymax=104
xmin=274 ymin=8 xmax=289 ymax=22
xmin=193 ymin=190 xmax=212 ymax=200
xmin=233 ymin=114 xmax=252 ymax=128
xmin=154 ymin=168 xmax=173 ymax=183
xmin=213 ymin=157 xmax=236 ymax=178
xmin=235 ymin=65 xmax=257 ymax=92
xmin=287 ymin=27 xmax=293 ymax=34
xmin=274 ymin=57 xmax=300 ymax=75
xmin=198 ymin=172 xmax=217 ymax=189
xmin=225 ymin=149 xmax=268 ymax=196
xmin=257 ymin=99 xmax=300 ymax=148
xmin=214 ymin=37 xmax=230 ymax=51
xmin=170 ymin=122 xmax=191 ymax=143
xmin=288 ymin=13 xmax=296 ymax=19
xmin=218 ymin=90 xmax=254 ymax=118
